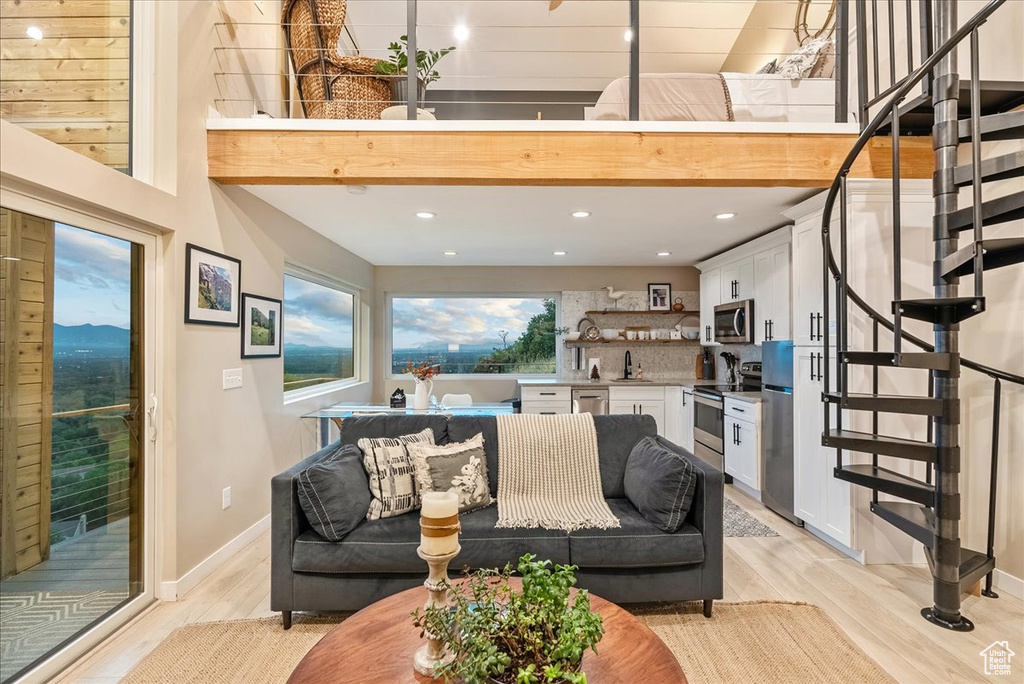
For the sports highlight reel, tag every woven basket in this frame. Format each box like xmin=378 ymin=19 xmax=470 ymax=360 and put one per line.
xmin=283 ymin=0 xmax=391 ymax=120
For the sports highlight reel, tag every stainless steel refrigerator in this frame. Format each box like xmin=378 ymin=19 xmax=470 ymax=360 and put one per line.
xmin=761 ymin=341 xmax=802 ymax=526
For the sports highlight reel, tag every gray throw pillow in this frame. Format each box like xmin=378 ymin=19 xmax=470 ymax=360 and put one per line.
xmin=408 ymin=432 xmax=493 ymax=513
xmin=297 ymin=444 xmax=371 ymax=542
xmin=623 ymin=436 xmax=698 ymax=533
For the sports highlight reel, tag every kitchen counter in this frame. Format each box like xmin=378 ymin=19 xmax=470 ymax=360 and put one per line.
xmin=519 ymin=377 xmax=698 ymax=388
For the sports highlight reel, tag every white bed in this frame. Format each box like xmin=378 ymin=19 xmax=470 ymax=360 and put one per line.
xmin=587 ymin=72 xmax=839 ymax=123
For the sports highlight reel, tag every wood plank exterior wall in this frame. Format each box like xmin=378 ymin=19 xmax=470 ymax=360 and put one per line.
xmin=0 ymin=208 xmax=54 ymax=579
xmin=0 ymin=0 xmax=131 ymax=171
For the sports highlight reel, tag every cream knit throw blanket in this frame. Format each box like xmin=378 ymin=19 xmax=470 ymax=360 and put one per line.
xmin=495 ymin=413 xmax=620 ymax=532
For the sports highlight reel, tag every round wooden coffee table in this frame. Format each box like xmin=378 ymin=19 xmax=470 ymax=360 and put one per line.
xmin=288 ymin=578 xmax=686 ymax=684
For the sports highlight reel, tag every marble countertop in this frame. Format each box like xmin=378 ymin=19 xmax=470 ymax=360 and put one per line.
xmin=722 ymin=391 xmax=763 ymax=404
xmin=519 ymin=376 xmax=699 ymax=388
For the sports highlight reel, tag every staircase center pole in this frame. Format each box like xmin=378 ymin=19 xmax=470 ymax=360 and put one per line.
xmin=926 ymin=0 xmax=970 ymax=631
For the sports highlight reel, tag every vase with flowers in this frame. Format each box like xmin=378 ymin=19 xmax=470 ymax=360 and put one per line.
xmin=405 ymin=359 xmax=440 ymax=410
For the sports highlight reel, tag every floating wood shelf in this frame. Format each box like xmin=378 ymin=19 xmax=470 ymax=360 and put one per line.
xmin=565 ymin=339 xmax=700 ymax=347
xmin=585 ymin=310 xmax=698 ymax=316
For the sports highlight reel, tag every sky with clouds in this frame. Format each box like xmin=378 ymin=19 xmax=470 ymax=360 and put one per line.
xmin=53 ymin=224 xmax=132 ymax=328
xmin=391 ymin=297 xmax=547 ymax=349
xmin=283 ymin=275 xmax=354 ymax=348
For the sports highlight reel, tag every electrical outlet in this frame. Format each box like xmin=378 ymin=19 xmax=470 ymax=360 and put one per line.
xmin=222 ymin=486 xmax=231 ymax=510
xmin=223 ymin=368 xmax=243 ymax=390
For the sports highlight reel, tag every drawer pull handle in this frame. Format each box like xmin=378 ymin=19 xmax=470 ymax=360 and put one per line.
xmin=733 ymin=407 xmax=746 ymax=413
xmin=539 ymin=392 xmax=557 ymax=396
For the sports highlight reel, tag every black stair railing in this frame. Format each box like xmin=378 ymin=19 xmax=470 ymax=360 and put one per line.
xmin=820 ymin=0 xmax=1024 ymax=632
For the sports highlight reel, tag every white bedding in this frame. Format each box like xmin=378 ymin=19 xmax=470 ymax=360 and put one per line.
xmin=587 ymin=72 xmax=839 ymax=123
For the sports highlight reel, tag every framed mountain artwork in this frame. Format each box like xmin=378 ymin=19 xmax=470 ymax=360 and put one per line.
xmin=241 ymin=293 xmax=282 ymax=358
xmin=185 ymin=243 xmax=241 ymax=326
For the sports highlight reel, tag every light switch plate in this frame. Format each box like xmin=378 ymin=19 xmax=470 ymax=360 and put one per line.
xmin=223 ymin=368 xmax=243 ymax=390
xmin=222 ymin=486 xmax=231 ymax=510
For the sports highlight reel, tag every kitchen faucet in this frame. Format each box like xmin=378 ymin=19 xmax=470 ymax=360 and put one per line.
xmin=623 ymin=350 xmax=633 ymax=380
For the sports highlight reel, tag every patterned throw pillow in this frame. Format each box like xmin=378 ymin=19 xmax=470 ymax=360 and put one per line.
xmin=808 ymin=40 xmax=836 ymax=79
xmin=358 ymin=428 xmax=435 ymax=520
xmin=408 ymin=433 xmax=493 ymax=514
xmin=756 ymin=59 xmax=778 ymax=75
xmin=775 ymin=37 xmax=834 ymax=80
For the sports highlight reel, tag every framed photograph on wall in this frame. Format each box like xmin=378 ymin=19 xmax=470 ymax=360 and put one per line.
xmin=648 ymin=283 xmax=671 ymax=311
xmin=241 ymin=293 xmax=282 ymax=358
xmin=185 ymin=243 xmax=242 ymax=326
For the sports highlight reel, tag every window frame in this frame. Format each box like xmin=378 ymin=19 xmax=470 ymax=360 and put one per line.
xmin=282 ymin=266 xmax=362 ymax=403
xmin=386 ymin=292 xmax=561 ymax=381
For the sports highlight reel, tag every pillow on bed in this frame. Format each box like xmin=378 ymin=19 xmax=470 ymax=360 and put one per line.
xmin=776 ymin=37 xmax=833 ymax=79
xmin=756 ymin=59 xmax=778 ymax=75
xmin=809 ymin=41 xmax=836 ymax=79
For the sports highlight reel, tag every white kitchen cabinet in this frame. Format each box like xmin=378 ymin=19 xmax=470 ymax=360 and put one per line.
xmin=663 ymin=387 xmax=683 ymax=445
xmin=792 ymin=215 xmax=836 ymax=347
xmin=609 ymin=386 xmax=666 ymax=435
xmin=754 ymin=243 xmax=791 ymax=345
xmin=724 ymin=398 xmax=760 ymax=492
xmin=699 ymin=269 xmax=721 ymax=345
xmin=720 ymin=256 xmax=754 ymax=303
xmin=521 ymin=401 xmax=572 ymax=415
xmin=793 ymin=347 xmax=850 ymax=545
xmin=680 ymin=388 xmax=694 ymax=453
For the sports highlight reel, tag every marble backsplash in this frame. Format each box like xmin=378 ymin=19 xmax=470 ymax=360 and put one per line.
xmin=559 ymin=290 xmax=762 ymax=383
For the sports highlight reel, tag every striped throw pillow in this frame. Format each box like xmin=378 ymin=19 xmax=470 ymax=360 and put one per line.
xmin=358 ymin=428 xmax=435 ymax=520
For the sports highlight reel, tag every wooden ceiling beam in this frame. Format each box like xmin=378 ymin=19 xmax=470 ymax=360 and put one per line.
xmin=207 ymin=129 xmax=934 ymax=188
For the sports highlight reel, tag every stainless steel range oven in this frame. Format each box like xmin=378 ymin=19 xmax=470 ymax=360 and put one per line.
xmin=693 ymin=390 xmax=725 ymax=470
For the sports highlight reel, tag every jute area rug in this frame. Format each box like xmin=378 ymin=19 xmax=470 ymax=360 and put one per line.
xmin=121 ymin=601 xmax=893 ymax=684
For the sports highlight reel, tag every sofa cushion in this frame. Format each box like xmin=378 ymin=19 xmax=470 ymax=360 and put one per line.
xmin=592 ymin=414 xmax=658 ymax=498
xmin=340 ymin=415 xmax=451 ymax=448
xmin=568 ymin=499 xmax=704 ymax=569
xmin=358 ymin=428 xmax=435 ymax=520
xmin=296 ymin=444 xmax=371 ymax=542
xmin=624 ymin=436 xmax=698 ymax=533
xmin=408 ymin=433 xmax=493 ymax=513
xmin=292 ymin=505 xmax=570 ymax=575
xmin=446 ymin=417 xmax=499 ymax=496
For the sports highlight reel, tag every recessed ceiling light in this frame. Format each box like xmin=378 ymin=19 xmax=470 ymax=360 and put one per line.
xmin=657 ymin=252 xmax=672 ymax=257
xmin=26 ymin=26 xmax=44 ymax=40
xmin=1 ymin=256 xmax=22 ymax=262
xmin=453 ymin=24 xmax=470 ymax=41
xmin=416 ymin=211 xmax=436 ymax=219
xmin=715 ymin=212 xmax=737 ymax=220
xmin=347 ymin=185 xmax=367 ymax=195
xmin=571 ymin=211 xmax=591 ymax=218
xmin=443 ymin=251 xmax=458 ymax=256
xmin=553 ymin=251 xmax=567 ymax=256
xmin=623 ymin=29 xmax=634 ymax=42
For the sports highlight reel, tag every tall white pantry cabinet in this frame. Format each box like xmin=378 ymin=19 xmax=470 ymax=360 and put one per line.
xmin=782 ymin=180 xmax=934 ymax=564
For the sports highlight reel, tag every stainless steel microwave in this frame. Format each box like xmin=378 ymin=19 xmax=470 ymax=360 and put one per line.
xmin=714 ymin=299 xmax=754 ymax=344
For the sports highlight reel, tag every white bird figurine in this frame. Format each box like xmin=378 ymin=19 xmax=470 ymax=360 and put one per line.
xmin=605 ymin=286 xmax=626 ymax=310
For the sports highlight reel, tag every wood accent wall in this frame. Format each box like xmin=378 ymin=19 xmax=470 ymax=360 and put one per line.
xmin=0 ymin=0 xmax=131 ymax=171
xmin=0 ymin=208 xmax=54 ymax=578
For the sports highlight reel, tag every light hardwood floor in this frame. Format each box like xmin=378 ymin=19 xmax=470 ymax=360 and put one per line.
xmin=52 ymin=488 xmax=1023 ymax=684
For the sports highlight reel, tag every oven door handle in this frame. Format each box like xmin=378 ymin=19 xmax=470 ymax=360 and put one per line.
xmin=694 ymin=393 xmax=723 ymax=409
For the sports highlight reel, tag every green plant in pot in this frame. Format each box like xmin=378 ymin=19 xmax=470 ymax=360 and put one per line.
xmin=412 ymin=554 xmax=604 ymax=684
xmin=373 ymin=35 xmax=455 ymax=105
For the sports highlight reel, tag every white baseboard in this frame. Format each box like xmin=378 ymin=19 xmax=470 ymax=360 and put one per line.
xmin=158 ymin=514 xmax=270 ymax=601
xmin=993 ymin=569 xmax=1023 ymax=600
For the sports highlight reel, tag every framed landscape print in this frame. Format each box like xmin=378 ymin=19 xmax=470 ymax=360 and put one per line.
xmin=241 ymin=293 xmax=282 ymax=358
xmin=185 ymin=243 xmax=241 ymax=326
xmin=648 ymin=283 xmax=671 ymax=311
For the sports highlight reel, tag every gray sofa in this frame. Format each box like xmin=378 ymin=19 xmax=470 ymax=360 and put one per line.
xmin=271 ymin=414 xmax=723 ymax=628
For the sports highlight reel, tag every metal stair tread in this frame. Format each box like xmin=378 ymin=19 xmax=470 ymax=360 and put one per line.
xmin=953 ymin=151 xmax=1024 ymax=186
xmin=958 ymin=109 xmax=1024 ymax=142
xmin=943 ymin=191 xmax=1024 ymax=233
xmin=871 ymin=501 xmax=936 ymax=546
xmin=924 ymin=547 xmax=996 ymax=592
xmin=840 ymin=351 xmax=954 ymax=371
xmin=891 ymin=297 xmax=985 ymax=324
xmin=823 ymin=392 xmax=946 ymax=416
xmin=940 ymin=237 xmax=1024 ymax=279
xmin=835 ymin=464 xmax=935 ymax=506
xmin=823 ymin=428 xmax=941 ymax=462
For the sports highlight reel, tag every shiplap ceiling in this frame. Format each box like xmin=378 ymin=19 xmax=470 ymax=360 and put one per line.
xmin=241 ymin=185 xmax=818 ymax=266
xmin=344 ymin=0 xmax=760 ymax=91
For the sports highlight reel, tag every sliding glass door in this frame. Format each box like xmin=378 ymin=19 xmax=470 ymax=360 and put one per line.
xmin=0 ymin=208 xmax=151 ymax=682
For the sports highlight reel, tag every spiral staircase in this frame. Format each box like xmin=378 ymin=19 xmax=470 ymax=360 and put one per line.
xmin=819 ymin=0 xmax=1024 ymax=632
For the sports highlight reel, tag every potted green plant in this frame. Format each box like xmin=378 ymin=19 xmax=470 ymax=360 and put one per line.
xmin=374 ymin=35 xmax=455 ymax=106
xmin=412 ymin=554 xmax=605 ymax=684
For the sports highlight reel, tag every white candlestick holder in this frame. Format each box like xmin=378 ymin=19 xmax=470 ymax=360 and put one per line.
xmin=413 ymin=545 xmax=461 ymax=677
